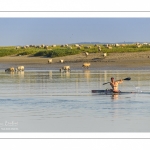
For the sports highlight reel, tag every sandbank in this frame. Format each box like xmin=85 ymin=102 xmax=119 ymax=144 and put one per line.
xmin=0 ymin=51 xmax=150 ymax=70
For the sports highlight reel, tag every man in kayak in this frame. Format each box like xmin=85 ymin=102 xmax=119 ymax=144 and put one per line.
xmin=110 ymin=77 xmax=123 ymax=93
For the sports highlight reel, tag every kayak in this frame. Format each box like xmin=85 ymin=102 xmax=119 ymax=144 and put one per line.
xmin=91 ymin=89 xmax=142 ymax=95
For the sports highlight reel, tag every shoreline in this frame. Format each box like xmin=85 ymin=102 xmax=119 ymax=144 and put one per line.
xmin=0 ymin=51 xmax=150 ymax=70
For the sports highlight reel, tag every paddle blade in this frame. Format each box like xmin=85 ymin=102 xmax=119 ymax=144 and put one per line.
xmin=123 ymin=77 xmax=131 ymax=81
xmin=103 ymin=82 xmax=110 ymax=85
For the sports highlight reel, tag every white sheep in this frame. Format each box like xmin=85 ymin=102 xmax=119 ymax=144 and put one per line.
xmin=48 ymin=59 xmax=52 ymax=64
xmin=74 ymin=44 xmax=79 ymax=47
xmin=15 ymin=46 xmax=20 ymax=49
xmin=84 ymin=46 xmax=91 ymax=49
xmin=60 ymin=59 xmax=64 ymax=63
xmin=98 ymin=47 xmax=101 ymax=52
xmin=103 ymin=53 xmax=107 ymax=57
xmin=85 ymin=52 xmax=89 ymax=57
xmin=44 ymin=45 xmax=49 ymax=49
xmin=52 ymin=45 xmax=56 ymax=47
xmin=82 ymin=63 xmax=90 ymax=69
xmin=61 ymin=66 xmax=70 ymax=71
xmin=107 ymin=46 xmax=112 ymax=49
xmin=16 ymin=66 xmax=24 ymax=71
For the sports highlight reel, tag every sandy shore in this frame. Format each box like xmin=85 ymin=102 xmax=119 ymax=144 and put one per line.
xmin=0 ymin=51 xmax=150 ymax=70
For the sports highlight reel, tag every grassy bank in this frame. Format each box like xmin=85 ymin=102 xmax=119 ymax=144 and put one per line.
xmin=0 ymin=44 xmax=150 ymax=58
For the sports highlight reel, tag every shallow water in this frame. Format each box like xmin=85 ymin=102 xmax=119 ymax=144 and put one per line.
xmin=0 ymin=70 xmax=150 ymax=132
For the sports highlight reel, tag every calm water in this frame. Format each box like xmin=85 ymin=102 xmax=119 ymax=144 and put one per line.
xmin=0 ymin=70 xmax=150 ymax=132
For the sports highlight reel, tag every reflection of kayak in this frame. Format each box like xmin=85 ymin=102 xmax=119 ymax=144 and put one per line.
xmin=91 ymin=89 xmax=144 ymax=95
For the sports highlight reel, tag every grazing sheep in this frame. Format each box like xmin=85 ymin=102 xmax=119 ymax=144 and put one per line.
xmin=15 ymin=46 xmax=20 ymax=49
xmin=16 ymin=66 xmax=24 ymax=71
xmin=107 ymin=46 xmax=112 ymax=49
xmin=137 ymin=45 xmax=141 ymax=48
xmin=77 ymin=46 xmax=81 ymax=50
xmin=60 ymin=59 xmax=64 ymax=63
xmin=103 ymin=53 xmax=107 ymax=57
xmin=5 ymin=67 xmax=15 ymax=72
xmin=48 ymin=59 xmax=52 ymax=64
xmin=84 ymin=46 xmax=91 ymax=49
xmin=82 ymin=63 xmax=90 ymax=69
xmin=52 ymin=45 xmax=56 ymax=47
xmin=115 ymin=44 xmax=119 ymax=47
xmin=44 ymin=45 xmax=49 ymax=49
xmin=74 ymin=44 xmax=79 ymax=47
xmin=61 ymin=66 xmax=70 ymax=71
xmin=68 ymin=46 xmax=72 ymax=49
xmin=98 ymin=47 xmax=101 ymax=52
xmin=85 ymin=52 xmax=89 ymax=57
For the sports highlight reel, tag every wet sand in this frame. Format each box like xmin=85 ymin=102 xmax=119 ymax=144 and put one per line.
xmin=0 ymin=51 xmax=150 ymax=70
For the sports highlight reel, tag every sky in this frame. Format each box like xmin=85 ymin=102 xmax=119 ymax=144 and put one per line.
xmin=0 ymin=18 xmax=150 ymax=46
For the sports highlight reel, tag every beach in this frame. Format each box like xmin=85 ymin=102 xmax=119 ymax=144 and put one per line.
xmin=0 ymin=51 xmax=150 ymax=70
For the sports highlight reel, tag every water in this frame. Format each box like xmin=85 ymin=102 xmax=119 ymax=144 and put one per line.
xmin=0 ymin=70 xmax=150 ymax=132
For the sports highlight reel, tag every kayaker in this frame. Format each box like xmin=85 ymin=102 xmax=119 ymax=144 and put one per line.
xmin=110 ymin=77 xmax=123 ymax=93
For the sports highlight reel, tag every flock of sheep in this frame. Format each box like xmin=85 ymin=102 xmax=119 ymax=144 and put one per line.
xmin=9 ymin=43 xmax=110 ymax=73
xmin=10 ymin=42 xmax=150 ymax=73
xmin=5 ymin=66 xmax=24 ymax=72
xmin=5 ymin=63 xmax=90 ymax=73
xmin=48 ymin=57 xmax=91 ymax=72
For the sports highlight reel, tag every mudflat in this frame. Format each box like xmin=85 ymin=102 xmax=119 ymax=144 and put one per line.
xmin=0 ymin=51 xmax=150 ymax=70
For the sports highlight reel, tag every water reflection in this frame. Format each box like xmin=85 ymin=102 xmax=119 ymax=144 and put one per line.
xmin=111 ymin=94 xmax=119 ymax=100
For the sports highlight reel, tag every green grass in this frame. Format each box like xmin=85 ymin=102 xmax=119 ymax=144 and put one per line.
xmin=0 ymin=44 xmax=150 ymax=58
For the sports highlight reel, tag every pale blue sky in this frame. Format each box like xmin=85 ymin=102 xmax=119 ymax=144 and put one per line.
xmin=0 ymin=18 xmax=150 ymax=46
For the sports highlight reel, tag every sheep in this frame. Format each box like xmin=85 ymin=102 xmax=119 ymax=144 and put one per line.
xmin=137 ymin=45 xmax=141 ymax=48
xmin=74 ymin=44 xmax=79 ymax=47
xmin=48 ymin=59 xmax=52 ymax=64
xmin=61 ymin=66 xmax=70 ymax=71
xmin=82 ymin=63 xmax=90 ymax=69
xmin=98 ymin=47 xmax=101 ymax=52
xmin=68 ymin=46 xmax=72 ymax=49
xmin=103 ymin=53 xmax=107 ymax=57
xmin=16 ymin=66 xmax=24 ymax=71
xmin=5 ymin=67 xmax=15 ymax=72
xmin=107 ymin=46 xmax=112 ymax=49
xmin=15 ymin=46 xmax=20 ymax=49
xmin=84 ymin=46 xmax=91 ymax=49
xmin=85 ymin=52 xmax=89 ymax=57
xmin=44 ymin=45 xmax=49 ymax=49
xmin=60 ymin=59 xmax=64 ymax=63
xmin=77 ymin=46 xmax=81 ymax=50
xmin=52 ymin=45 xmax=56 ymax=47
xmin=115 ymin=44 xmax=119 ymax=47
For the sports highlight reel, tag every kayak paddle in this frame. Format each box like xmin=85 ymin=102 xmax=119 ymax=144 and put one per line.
xmin=103 ymin=77 xmax=131 ymax=85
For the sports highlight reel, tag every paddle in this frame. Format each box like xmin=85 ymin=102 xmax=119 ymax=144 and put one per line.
xmin=103 ymin=77 xmax=131 ymax=85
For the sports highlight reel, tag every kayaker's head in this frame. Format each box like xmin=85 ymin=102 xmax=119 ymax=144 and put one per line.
xmin=111 ymin=77 xmax=114 ymax=82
